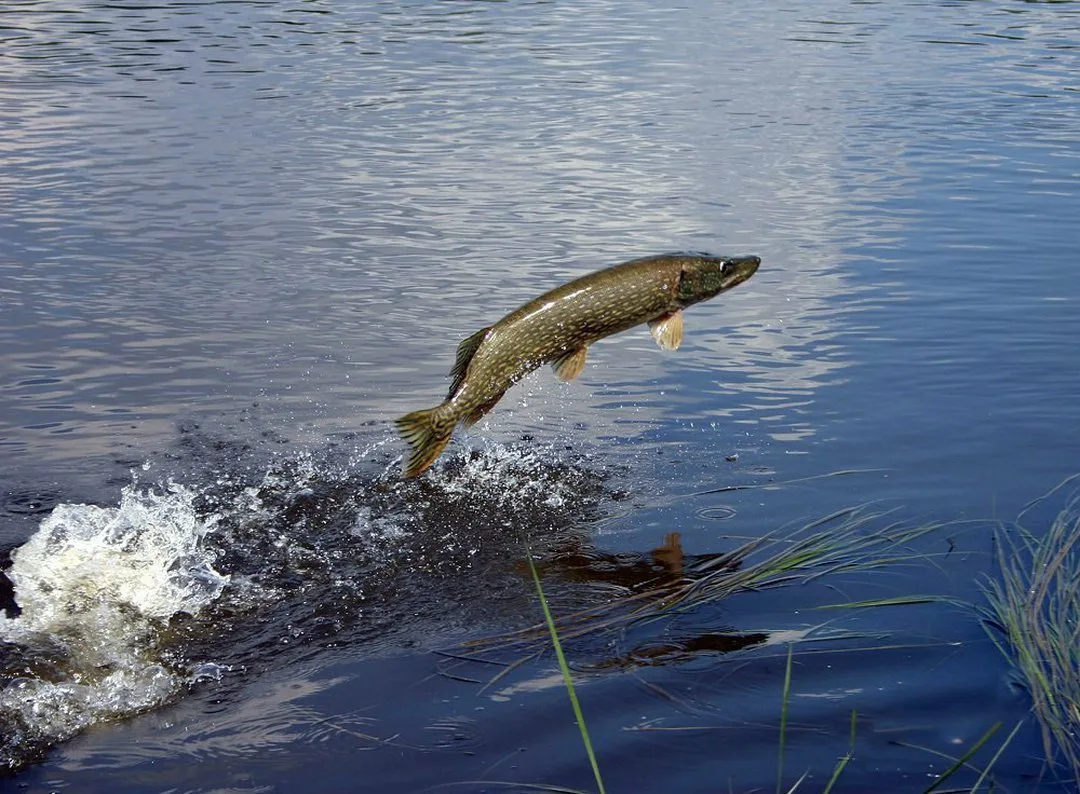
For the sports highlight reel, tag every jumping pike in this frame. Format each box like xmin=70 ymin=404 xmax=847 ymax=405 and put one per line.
xmin=395 ymin=252 xmax=761 ymax=477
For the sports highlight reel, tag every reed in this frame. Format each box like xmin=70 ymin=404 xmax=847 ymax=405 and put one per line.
xmin=442 ymin=502 xmax=1037 ymax=792
xmin=526 ymin=544 xmax=606 ymax=794
xmin=473 ymin=506 xmax=943 ymax=655
xmin=979 ymin=482 xmax=1080 ymax=782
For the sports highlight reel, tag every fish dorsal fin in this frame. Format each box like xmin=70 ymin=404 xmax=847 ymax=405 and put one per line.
xmin=649 ymin=309 xmax=684 ymax=351
xmin=448 ymin=326 xmax=491 ymax=397
xmin=552 ymin=346 xmax=588 ymax=382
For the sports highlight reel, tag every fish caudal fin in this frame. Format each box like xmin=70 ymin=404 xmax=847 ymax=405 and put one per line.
xmin=395 ymin=406 xmax=454 ymax=478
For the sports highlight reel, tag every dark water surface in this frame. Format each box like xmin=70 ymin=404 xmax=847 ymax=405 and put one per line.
xmin=1 ymin=0 xmax=1079 ymax=791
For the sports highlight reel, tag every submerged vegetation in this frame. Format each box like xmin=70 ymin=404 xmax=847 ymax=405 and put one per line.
xmin=980 ymin=480 xmax=1080 ymax=784
xmin=462 ymin=485 xmax=1080 ymax=793
xmin=516 ymin=562 xmax=1023 ymax=794
xmin=444 ymin=506 xmax=959 ymax=792
xmin=468 ymin=505 xmax=946 ymax=657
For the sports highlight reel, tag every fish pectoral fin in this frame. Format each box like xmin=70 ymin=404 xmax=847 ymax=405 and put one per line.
xmin=649 ymin=309 xmax=684 ymax=351
xmin=448 ymin=326 xmax=492 ymax=398
xmin=551 ymin=347 xmax=588 ymax=382
xmin=462 ymin=392 xmax=505 ymax=428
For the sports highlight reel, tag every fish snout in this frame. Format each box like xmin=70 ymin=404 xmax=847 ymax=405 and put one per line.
xmin=718 ymin=254 xmax=761 ymax=291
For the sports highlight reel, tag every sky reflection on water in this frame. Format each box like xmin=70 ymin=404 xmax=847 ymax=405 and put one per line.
xmin=1 ymin=0 xmax=1079 ymax=788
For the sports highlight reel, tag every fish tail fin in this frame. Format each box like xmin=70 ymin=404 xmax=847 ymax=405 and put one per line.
xmin=395 ymin=404 xmax=454 ymax=478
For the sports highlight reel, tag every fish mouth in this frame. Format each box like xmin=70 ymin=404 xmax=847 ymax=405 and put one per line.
xmin=718 ymin=255 xmax=761 ymax=291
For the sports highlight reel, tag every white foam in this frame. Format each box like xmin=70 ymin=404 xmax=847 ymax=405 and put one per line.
xmin=2 ymin=666 xmax=179 ymax=740
xmin=0 ymin=482 xmax=228 ymax=744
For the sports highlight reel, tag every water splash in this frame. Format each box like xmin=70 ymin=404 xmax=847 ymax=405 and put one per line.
xmin=4 ymin=484 xmax=227 ymax=642
xmin=417 ymin=440 xmax=599 ymax=510
xmin=0 ymin=435 xmax=621 ymax=774
xmin=0 ymin=483 xmax=228 ymax=772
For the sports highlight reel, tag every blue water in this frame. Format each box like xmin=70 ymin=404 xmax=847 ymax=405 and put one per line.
xmin=1 ymin=0 xmax=1079 ymax=791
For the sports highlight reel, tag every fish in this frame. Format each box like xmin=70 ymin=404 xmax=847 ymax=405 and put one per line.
xmin=395 ymin=251 xmax=761 ymax=477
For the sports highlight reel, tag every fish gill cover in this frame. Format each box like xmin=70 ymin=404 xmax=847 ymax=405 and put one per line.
xmin=0 ymin=436 xmax=622 ymax=774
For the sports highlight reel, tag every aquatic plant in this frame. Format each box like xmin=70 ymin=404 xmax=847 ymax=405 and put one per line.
xmin=526 ymin=549 xmax=606 ymax=794
xmin=469 ymin=505 xmax=944 ymax=654
xmin=979 ymin=479 xmax=1080 ymax=784
xmin=773 ymin=646 xmax=1017 ymax=794
xmin=441 ymin=502 xmax=1032 ymax=793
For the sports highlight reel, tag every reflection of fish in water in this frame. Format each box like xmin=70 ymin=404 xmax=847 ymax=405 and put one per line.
xmin=395 ymin=252 xmax=761 ymax=477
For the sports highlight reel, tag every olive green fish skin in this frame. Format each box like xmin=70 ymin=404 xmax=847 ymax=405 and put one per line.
xmin=453 ymin=252 xmax=756 ymax=407
xmin=396 ymin=252 xmax=760 ymax=477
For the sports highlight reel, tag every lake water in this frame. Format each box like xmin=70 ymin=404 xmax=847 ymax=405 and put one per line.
xmin=1 ymin=0 xmax=1079 ymax=791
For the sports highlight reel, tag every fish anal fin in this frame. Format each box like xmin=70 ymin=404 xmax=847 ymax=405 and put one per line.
xmin=395 ymin=405 xmax=454 ymax=477
xmin=448 ymin=326 xmax=491 ymax=398
xmin=649 ymin=309 xmax=684 ymax=351
xmin=551 ymin=347 xmax=588 ymax=382
xmin=462 ymin=391 xmax=506 ymax=428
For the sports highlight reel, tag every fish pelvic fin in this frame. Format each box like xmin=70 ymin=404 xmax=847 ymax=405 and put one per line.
xmin=649 ymin=309 xmax=684 ymax=351
xmin=551 ymin=346 xmax=588 ymax=382
xmin=448 ymin=326 xmax=491 ymax=398
xmin=395 ymin=405 xmax=455 ymax=478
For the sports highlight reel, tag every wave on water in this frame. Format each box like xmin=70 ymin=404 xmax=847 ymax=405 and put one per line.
xmin=0 ymin=436 xmax=621 ymax=775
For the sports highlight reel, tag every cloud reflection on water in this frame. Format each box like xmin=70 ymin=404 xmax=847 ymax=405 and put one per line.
xmin=0 ymin=0 xmax=1075 ymax=463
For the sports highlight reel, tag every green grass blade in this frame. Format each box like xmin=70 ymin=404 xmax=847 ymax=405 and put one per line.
xmin=818 ymin=595 xmax=969 ymax=610
xmin=921 ymin=722 xmax=1001 ymax=794
xmin=777 ymin=644 xmax=794 ymax=794
xmin=526 ymin=551 xmax=606 ymax=794
xmin=969 ymin=719 xmax=1024 ymax=793
xmin=822 ymin=709 xmax=858 ymax=794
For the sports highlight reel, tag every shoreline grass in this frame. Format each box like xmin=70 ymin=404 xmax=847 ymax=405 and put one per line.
xmin=979 ymin=481 xmax=1080 ymax=783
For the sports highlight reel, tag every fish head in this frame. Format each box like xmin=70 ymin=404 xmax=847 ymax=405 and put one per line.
xmin=676 ymin=253 xmax=761 ymax=307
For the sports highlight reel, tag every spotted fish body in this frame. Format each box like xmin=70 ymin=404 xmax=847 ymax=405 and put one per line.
xmin=395 ymin=252 xmax=760 ymax=477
